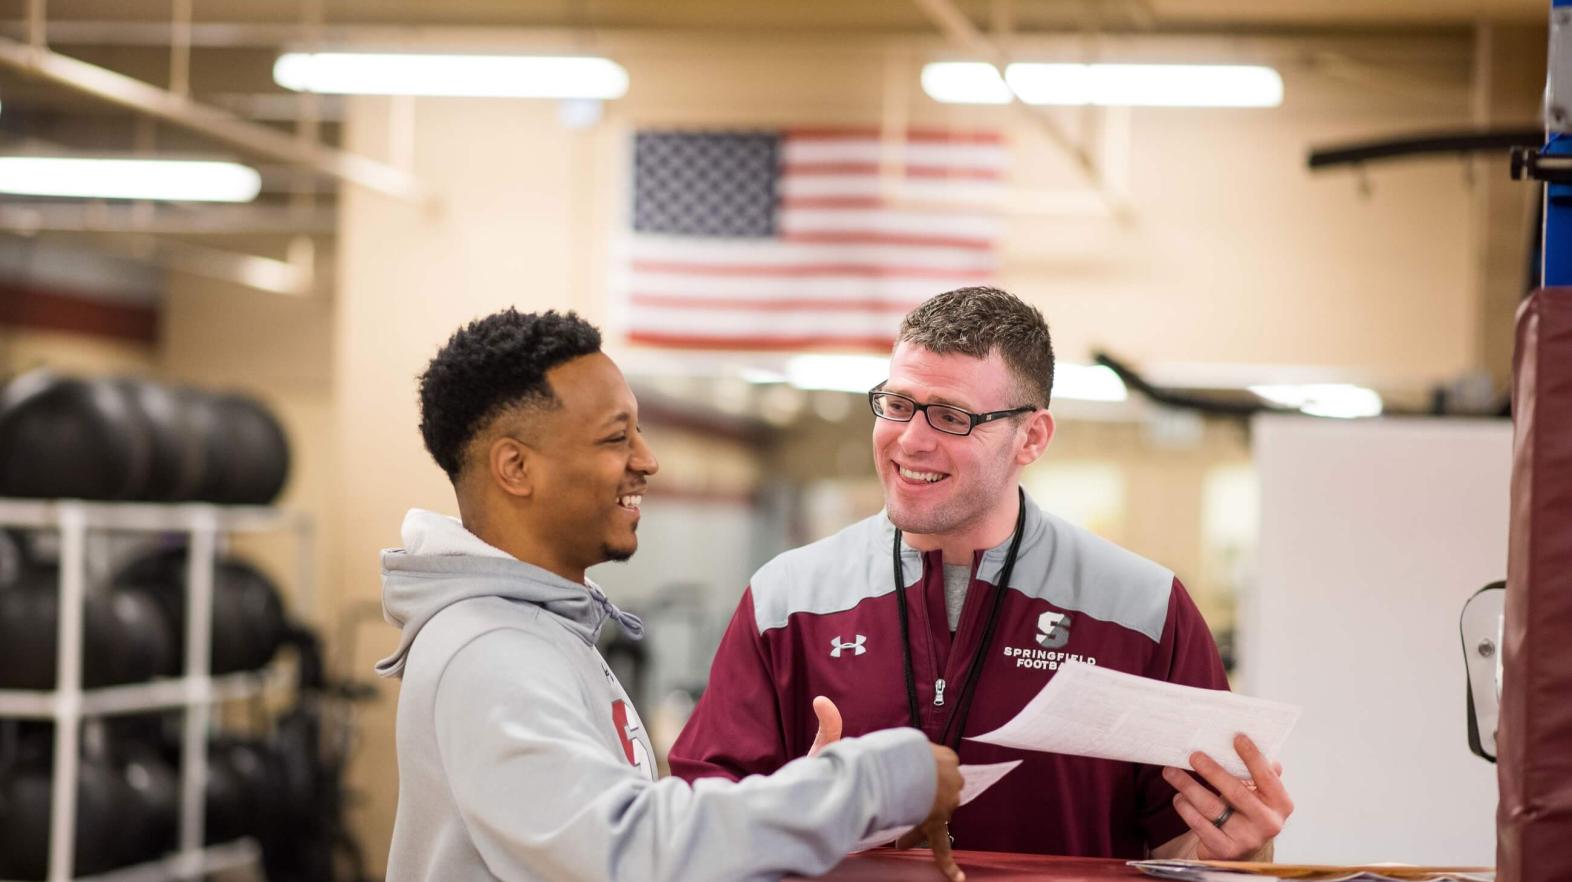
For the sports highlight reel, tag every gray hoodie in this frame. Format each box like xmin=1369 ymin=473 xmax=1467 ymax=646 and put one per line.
xmin=377 ymin=509 xmax=937 ymax=882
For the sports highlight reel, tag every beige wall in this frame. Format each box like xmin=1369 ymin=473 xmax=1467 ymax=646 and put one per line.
xmin=1 ymin=327 xmax=157 ymax=377
xmin=1038 ymin=419 xmax=1252 ymax=630
xmin=1471 ymin=24 xmax=1545 ymax=387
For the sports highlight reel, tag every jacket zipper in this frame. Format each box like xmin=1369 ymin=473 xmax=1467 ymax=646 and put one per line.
xmin=934 ymin=556 xmax=979 ymax=722
xmin=914 ymin=553 xmax=949 ymax=732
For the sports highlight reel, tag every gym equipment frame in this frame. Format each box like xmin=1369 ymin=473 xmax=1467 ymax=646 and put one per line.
xmin=0 ymin=499 xmax=314 ymax=882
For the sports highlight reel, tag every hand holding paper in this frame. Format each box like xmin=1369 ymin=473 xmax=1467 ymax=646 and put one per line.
xmin=1163 ymin=732 xmax=1293 ymax=860
xmin=968 ymin=661 xmax=1300 ymax=777
xmin=852 ymin=760 xmax=1023 ymax=852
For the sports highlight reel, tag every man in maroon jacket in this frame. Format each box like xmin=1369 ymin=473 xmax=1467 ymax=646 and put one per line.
xmin=669 ymin=287 xmax=1293 ymax=860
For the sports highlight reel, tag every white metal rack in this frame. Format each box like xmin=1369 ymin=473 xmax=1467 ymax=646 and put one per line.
xmin=0 ymin=499 xmax=315 ymax=882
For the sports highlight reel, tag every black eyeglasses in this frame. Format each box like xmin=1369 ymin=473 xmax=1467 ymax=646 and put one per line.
xmin=868 ymin=389 xmax=1036 ymax=437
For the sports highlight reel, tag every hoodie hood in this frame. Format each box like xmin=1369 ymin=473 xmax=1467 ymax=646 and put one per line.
xmin=375 ymin=509 xmax=643 ymax=679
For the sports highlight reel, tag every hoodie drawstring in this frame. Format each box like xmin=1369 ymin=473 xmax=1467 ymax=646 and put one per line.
xmin=590 ymin=586 xmax=645 ymax=640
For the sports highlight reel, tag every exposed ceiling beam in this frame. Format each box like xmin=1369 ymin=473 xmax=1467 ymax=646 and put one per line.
xmin=0 ymin=203 xmax=337 ymax=236
xmin=0 ymin=21 xmax=1490 ymax=53
xmin=910 ymin=0 xmax=1126 ymax=214
xmin=149 ymin=236 xmax=315 ymax=296
xmin=43 ymin=232 xmax=319 ymax=296
xmin=205 ymin=93 xmax=345 ymax=123
xmin=0 ymin=36 xmax=429 ymax=204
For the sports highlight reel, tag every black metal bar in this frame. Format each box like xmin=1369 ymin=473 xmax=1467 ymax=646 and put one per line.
xmin=1092 ymin=351 xmax=1269 ymax=417
xmin=1307 ymin=128 xmax=1543 ymax=170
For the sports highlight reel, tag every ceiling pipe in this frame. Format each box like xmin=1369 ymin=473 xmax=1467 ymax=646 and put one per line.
xmin=0 ymin=35 xmax=430 ymax=204
xmin=0 ymin=203 xmax=337 ymax=236
xmin=64 ymin=232 xmax=318 ymax=296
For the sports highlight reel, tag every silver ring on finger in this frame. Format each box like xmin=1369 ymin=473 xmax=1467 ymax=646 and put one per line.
xmin=1212 ymin=805 xmax=1235 ymax=828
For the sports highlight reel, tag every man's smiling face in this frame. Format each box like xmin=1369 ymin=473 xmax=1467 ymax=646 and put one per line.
xmin=872 ymin=342 xmax=1031 ymax=539
xmin=526 ymin=353 xmax=659 ymax=575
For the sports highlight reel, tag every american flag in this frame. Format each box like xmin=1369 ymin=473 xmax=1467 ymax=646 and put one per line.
xmin=619 ymin=128 xmax=1007 ymax=351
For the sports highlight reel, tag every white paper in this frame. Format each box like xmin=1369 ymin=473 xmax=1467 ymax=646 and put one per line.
xmin=969 ymin=661 xmax=1300 ymax=778
xmin=1129 ymin=861 xmax=1276 ymax=881
xmin=955 ymin=759 xmax=1020 ymax=803
xmin=850 ymin=760 xmax=1023 ymax=851
xmin=1130 ymin=863 xmax=1492 ymax=882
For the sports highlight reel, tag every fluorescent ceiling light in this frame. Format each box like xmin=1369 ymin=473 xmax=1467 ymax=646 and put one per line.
xmin=1250 ymin=384 xmax=1383 ymax=419
xmin=1054 ymin=363 xmax=1128 ymax=402
xmin=922 ymin=62 xmax=1012 ymax=105
xmin=0 ymin=158 xmax=261 ymax=202
xmin=274 ymin=53 xmax=629 ymax=99
xmin=784 ymin=355 xmax=890 ymax=394
xmin=774 ymin=355 xmax=1125 ymax=404
xmin=1008 ymin=63 xmax=1283 ymax=107
xmin=739 ymin=367 xmax=788 ymax=385
xmin=923 ymin=62 xmax=1283 ymax=108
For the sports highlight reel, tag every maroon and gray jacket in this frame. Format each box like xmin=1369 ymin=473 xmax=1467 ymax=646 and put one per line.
xmin=668 ymin=491 xmax=1229 ymax=858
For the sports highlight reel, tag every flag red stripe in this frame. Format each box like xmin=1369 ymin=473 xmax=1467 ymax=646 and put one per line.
xmin=778 ymin=196 xmax=887 ymax=210
xmin=631 ymin=293 xmax=919 ymax=313
xmin=785 ymin=128 xmax=1003 ymax=145
xmin=629 ymin=331 xmax=897 ymax=352
xmin=781 ymin=162 xmax=1002 ymax=180
xmin=780 ymin=231 xmax=994 ymax=250
xmin=631 ymin=260 xmax=992 ymax=280
xmin=778 ymin=197 xmax=1003 ymax=213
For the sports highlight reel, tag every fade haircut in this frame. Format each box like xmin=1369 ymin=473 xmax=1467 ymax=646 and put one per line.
xmin=896 ymin=286 xmax=1054 ymax=408
xmin=418 ymin=308 xmax=602 ymax=482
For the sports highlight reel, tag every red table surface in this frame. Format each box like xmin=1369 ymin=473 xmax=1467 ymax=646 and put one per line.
xmin=795 ymin=850 xmax=1149 ymax=881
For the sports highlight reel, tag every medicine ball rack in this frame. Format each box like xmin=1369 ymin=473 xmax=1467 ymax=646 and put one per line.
xmin=0 ymin=498 xmax=314 ymax=882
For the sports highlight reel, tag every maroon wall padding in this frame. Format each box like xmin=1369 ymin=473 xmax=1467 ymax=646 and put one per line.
xmin=0 ymin=282 xmax=159 ymax=345
xmin=1499 ymin=287 xmax=1572 ymax=881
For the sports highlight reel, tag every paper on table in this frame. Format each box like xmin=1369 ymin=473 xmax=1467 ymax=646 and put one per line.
xmin=1129 ymin=861 xmax=1277 ymax=881
xmin=851 ymin=760 xmax=1022 ymax=852
xmin=969 ymin=661 xmax=1300 ymax=778
xmin=1130 ymin=860 xmax=1493 ymax=882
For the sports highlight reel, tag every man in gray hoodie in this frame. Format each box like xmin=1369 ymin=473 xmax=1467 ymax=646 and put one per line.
xmin=376 ymin=308 xmax=964 ymax=882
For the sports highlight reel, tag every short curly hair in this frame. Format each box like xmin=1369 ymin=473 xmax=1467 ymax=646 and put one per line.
xmin=898 ymin=286 xmax=1054 ymax=408
xmin=418 ymin=309 xmax=602 ymax=481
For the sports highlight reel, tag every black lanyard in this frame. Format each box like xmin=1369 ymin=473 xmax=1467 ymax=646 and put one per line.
xmin=892 ymin=487 xmax=1027 ymax=749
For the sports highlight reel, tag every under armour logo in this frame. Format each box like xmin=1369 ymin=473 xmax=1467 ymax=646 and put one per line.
xmin=830 ymin=635 xmax=867 ymax=657
xmin=1037 ymin=612 xmax=1071 ymax=649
